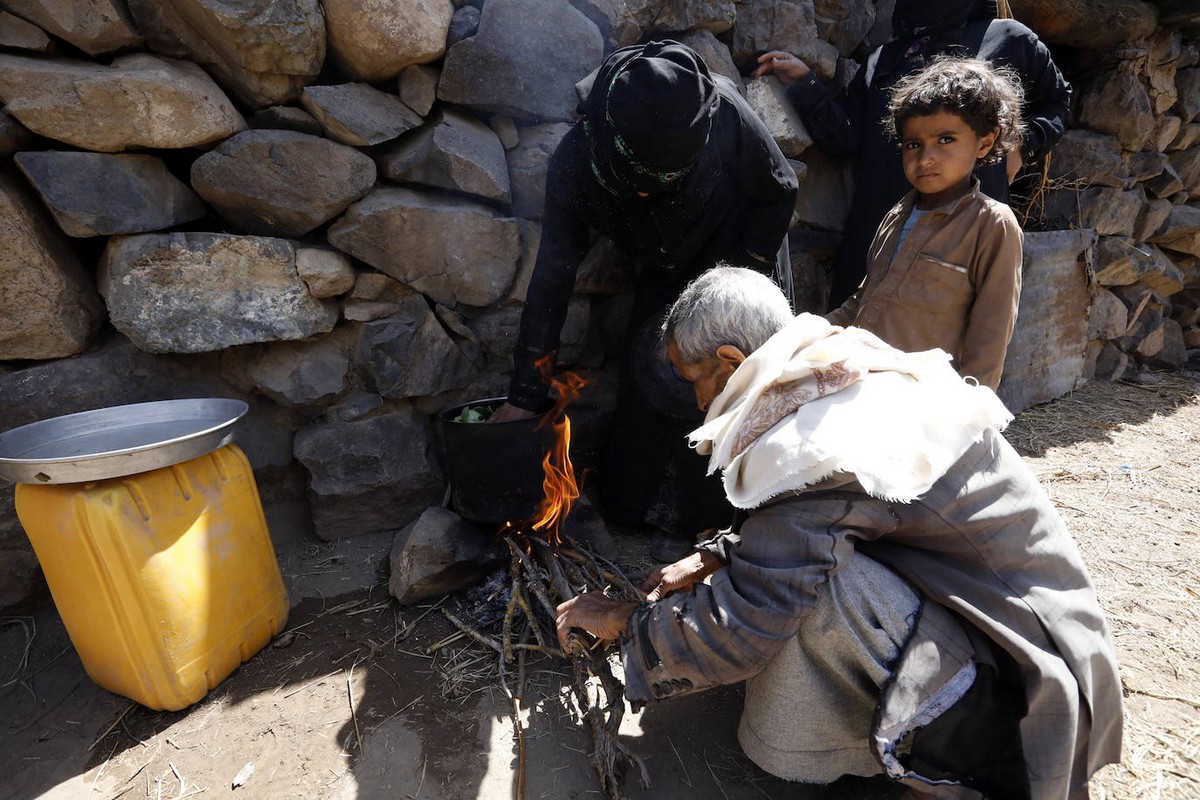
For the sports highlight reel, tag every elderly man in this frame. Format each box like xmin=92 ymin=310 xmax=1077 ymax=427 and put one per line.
xmin=556 ymin=267 xmax=1122 ymax=799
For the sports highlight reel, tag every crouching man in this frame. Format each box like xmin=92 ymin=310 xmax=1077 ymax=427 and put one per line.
xmin=556 ymin=266 xmax=1122 ymax=799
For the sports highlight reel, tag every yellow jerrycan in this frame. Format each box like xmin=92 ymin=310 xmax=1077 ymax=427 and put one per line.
xmin=15 ymin=444 xmax=288 ymax=711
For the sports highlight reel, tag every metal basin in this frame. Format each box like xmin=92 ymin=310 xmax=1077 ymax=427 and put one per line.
xmin=0 ymin=398 xmax=249 ymax=484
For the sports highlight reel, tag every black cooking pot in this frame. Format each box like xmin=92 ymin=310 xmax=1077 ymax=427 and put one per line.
xmin=434 ymin=397 xmax=554 ymax=524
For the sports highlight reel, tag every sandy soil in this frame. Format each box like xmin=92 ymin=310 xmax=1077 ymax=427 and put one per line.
xmin=2 ymin=371 xmax=1198 ymax=800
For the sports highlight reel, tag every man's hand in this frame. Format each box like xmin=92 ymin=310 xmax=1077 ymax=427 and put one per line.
xmin=642 ymin=551 xmax=723 ymax=601
xmin=555 ymin=592 xmax=639 ymax=651
xmin=487 ymin=402 xmax=537 ymax=423
xmin=752 ymin=51 xmax=811 ymax=86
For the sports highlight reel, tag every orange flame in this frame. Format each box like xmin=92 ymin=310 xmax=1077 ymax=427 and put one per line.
xmin=522 ymin=362 xmax=586 ymax=545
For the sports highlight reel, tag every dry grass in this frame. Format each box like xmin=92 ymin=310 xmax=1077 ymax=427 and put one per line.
xmin=1006 ymin=371 xmax=1200 ymax=799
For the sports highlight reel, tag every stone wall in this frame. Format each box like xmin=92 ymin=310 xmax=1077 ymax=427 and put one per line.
xmin=0 ymin=0 xmax=1197 ymax=611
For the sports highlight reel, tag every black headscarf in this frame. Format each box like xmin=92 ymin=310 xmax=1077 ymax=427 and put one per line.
xmin=582 ymin=40 xmax=719 ymax=195
xmin=891 ymin=0 xmax=998 ymax=38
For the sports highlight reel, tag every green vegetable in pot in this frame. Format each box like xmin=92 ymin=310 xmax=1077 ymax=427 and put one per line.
xmin=454 ymin=404 xmax=496 ymax=423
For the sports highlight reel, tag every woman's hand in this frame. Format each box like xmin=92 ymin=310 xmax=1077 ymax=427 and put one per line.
xmin=487 ymin=402 xmax=537 ymax=423
xmin=555 ymin=592 xmax=639 ymax=650
xmin=752 ymin=51 xmax=811 ymax=85
xmin=642 ymin=551 xmax=724 ymax=601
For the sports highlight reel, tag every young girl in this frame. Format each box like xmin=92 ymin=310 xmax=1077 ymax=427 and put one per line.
xmin=826 ymin=56 xmax=1026 ymax=390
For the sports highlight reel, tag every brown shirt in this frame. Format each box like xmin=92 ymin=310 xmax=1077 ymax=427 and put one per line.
xmin=826 ymin=182 xmax=1023 ymax=389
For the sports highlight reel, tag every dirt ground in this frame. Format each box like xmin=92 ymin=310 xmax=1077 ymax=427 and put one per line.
xmin=2 ymin=370 xmax=1198 ymax=800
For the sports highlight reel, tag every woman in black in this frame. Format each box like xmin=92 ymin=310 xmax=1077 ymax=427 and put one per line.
xmin=492 ymin=40 xmax=796 ymax=559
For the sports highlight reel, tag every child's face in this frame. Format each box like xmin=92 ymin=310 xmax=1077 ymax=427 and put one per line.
xmin=899 ymin=109 xmax=998 ymax=208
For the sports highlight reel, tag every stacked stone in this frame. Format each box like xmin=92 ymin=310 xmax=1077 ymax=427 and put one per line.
xmin=1033 ymin=4 xmax=1200 ymax=379
xmin=0 ymin=0 xmax=1196 ymax=612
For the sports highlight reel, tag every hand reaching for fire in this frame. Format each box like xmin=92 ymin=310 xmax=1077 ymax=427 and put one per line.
xmin=555 ymin=592 xmax=639 ymax=652
xmin=642 ymin=550 xmax=723 ymax=601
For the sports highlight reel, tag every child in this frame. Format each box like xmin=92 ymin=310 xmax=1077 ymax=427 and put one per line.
xmin=826 ymin=56 xmax=1026 ymax=390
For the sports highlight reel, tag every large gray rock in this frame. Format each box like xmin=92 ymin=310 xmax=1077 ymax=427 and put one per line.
xmin=793 ymin=147 xmax=853 ymax=231
xmin=388 ymin=506 xmax=502 ymax=604
xmin=745 ymin=76 xmax=812 ymax=157
xmin=997 ymin=230 xmax=1096 ymax=414
xmin=377 ymin=108 xmax=511 ymax=204
xmin=2 ymin=0 xmax=140 ymax=55
xmin=356 ymin=294 xmax=480 ymax=399
xmin=1088 ymin=287 xmax=1129 ymax=341
xmin=1149 ymin=203 xmax=1200 ymax=258
xmin=1078 ymin=66 xmax=1156 ymax=153
xmin=0 ymin=10 xmax=52 ymax=52
xmin=1047 ymin=129 xmax=1129 ymax=189
xmin=190 ymin=129 xmax=377 ymax=238
xmin=323 ymin=0 xmax=451 ymax=82
xmin=729 ymin=0 xmax=834 ymax=80
xmin=234 ymin=325 xmax=355 ymax=409
xmin=328 ymin=187 xmax=521 ymax=308
xmin=398 ymin=64 xmax=440 ymax=117
xmin=126 ymin=0 xmax=325 ymax=108
xmin=0 ymin=173 xmax=103 ymax=360
xmin=1042 ymin=187 xmax=1145 ymax=238
xmin=1168 ymin=145 xmax=1200 ymax=199
xmin=0 ymin=53 xmax=245 ymax=151
xmin=507 ymin=122 xmax=572 ymax=220
xmin=813 ymin=0 xmax=875 ymax=56
xmin=649 ymin=0 xmax=735 ymax=34
xmin=293 ymin=407 xmax=444 ymax=540
xmin=677 ymin=29 xmax=743 ymax=91
xmin=99 ymin=233 xmax=338 ymax=354
xmin=567 ymin=0 xmax=658 ymax=50
xmin=1176 ymin=67 xmax=1200 ymax=123
xmin=438 ymin=0 xmax=603 ymax=122
xmin=300 ymin=83 xmax=423 ymax=147
xmin=15 ymin=151 xmax=206 ymax=238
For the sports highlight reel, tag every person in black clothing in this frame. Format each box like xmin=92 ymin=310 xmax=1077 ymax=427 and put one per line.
xmin=490 ymin=40 xmax=797 ymax=560
xmin=754 ymin=0 xmax=1070 ymax=309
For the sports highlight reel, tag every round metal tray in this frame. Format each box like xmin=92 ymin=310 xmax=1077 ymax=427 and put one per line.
xmin=0 ymin=398 xmax=249 ymax=484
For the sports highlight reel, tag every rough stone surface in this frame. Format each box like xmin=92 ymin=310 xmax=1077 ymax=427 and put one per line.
xmin=507 ymin=122 xmax=572 ymax=220
xmin=1088 ymin=287 xmax=1130 ymax=340
xmin=398 ymin=64 xmax=440 ymax=117
xmin=0 ymin=173 xmax=103 ymax=360
xmin=126 ymin=0 xmax=324 ymax=108
xmin=237 ymin=326 xmax=354 ymax=409
xmin=356 ymin=294 xmax=480 ymax=399
xmin=0 ymin=108 xmax=32 ymax=156
xmin=649 ymin=0 xmax=735 ymax=35
xmin=296 ymin=246 xmax=356 ymax=299
xmin=1169 ymin=145 xmax=1200 ymax=198
xmin=388 ymin=506 xmax=503 ymax=604
xmin=191 ymin=129 xmax=377 ymax=238
xmin=0 ymin=10 xmax=52 ymax=52
xmin=1176 ymin=67 xmax=1200 ymax=123
xmin=293 ymin=407 xmax=444 ymax=540
xmin=1143 ymin=162 xmax=1185 ymax=199
xmin=248 ymin=105 xmax=324 ymax=136
xmin=1137 ymin=316 xmax=1188 ymax=367
xmin=1043 ymin=186 xmax=1145 ymax=237
xmin=100 ymin=233 xmax=338 ymax=354
xmin=793 ymin=147 xmax=852 ymax=231
xmin=1047 ymin=129 xmax=1128 ymax=189
xmin=438 ymin=0 xmax=603 ymax=122
xmin=300 ymin=83 xmax=423 ymax=147
xmin=1154 ymin=114 xmax=1183 ymax=153
xmin=15 ymin=151 xmax=206 ymax=238
xmin=1149 ymin=202 xmax=1200 ymax=257
xmin=1171 ymin=123 xmax=1200 ymax=152
xmin=745 ymin=76 xmax=813 ymax=157
xmin=342 ymin=272 xmax=418 ymax=323
xmin=3 ymin=0 xmax=140 ymax=55
xmin=446 ymin=4 xmax=480 ymax=46
xmin=729 ymin=0 xmax=832 ymax=79
xmin=997 ymin=230 xmax=1095 ymax=414
xmin=813 ymin=0 xmax=875 ymax=56
xmin=1092 ymin=340 xmax=1129 ymax=381
xmin=678 ymin=29 xmax=744 ymax=91
xmin=1078 ymin=66 xmax=1157 ymax=153
xmin=377 ymin=108 xmax=511 ymax=203
xmin=1133 ymin=197 xmax=1175 ymax=242
xmin=328 ymin=186 xmax=521 ymax=308
xmin=0 ymin=53 xmax=245 ymax=152
xmin=323 ymin=0 xmax=451 ymax=82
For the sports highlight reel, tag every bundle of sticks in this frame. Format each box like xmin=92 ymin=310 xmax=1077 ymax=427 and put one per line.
xmin=439 ymin=531 xmax=650 ymax=800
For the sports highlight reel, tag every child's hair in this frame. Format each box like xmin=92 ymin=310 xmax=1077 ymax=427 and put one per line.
xmin=884 ymin=56 xmax=1025 ymax=165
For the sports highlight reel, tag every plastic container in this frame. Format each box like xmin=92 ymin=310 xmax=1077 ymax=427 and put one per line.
xmin=14 ymin=443 xmax=288 ymax=711
xmin=434 ymin=396 xmax=553 ymax=524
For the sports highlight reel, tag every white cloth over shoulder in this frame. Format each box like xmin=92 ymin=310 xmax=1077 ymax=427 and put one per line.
xmin=688 ymin=314 xmax=1013 ymax=507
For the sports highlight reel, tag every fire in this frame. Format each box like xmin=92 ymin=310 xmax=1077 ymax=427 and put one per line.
xmin=511 ymin=364 xmax=586 ymax=545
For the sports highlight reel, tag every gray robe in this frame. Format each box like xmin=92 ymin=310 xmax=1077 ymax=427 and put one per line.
xmin=619 ymin=428 xmax=1123 ymax=799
